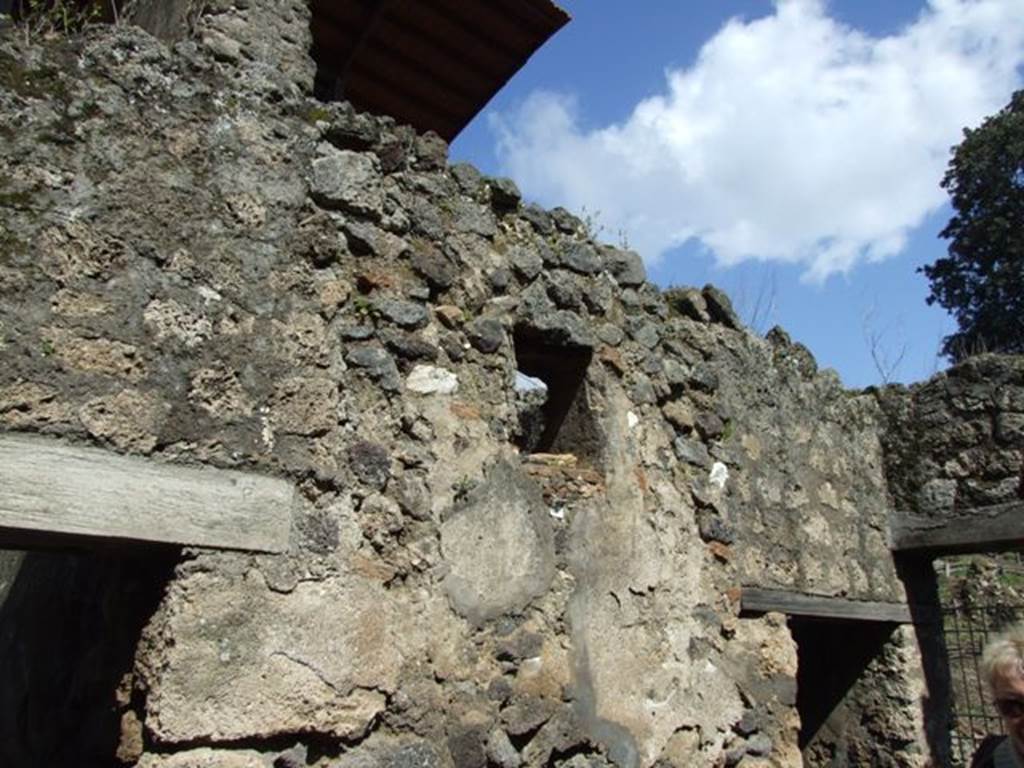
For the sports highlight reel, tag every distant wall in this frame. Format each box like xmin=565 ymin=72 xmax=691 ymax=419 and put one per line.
xmin=881 ymin=355 xmax=1024 ymax=520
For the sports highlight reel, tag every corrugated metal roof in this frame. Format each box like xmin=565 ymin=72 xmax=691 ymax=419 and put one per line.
xmin=311 ymin=0 xmax=570 ymax=141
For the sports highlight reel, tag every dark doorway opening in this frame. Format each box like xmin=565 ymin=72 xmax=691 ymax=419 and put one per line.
xmin=790 ymin=617 xmax=897 ymax=762
xmin=512 ymin=326 xmax=599 ymax=465
xmin=0 ymin=547 xmax=180 ymax=767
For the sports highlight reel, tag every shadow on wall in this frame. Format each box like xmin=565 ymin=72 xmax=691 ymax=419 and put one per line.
xmin=792 ymin=617 xmax=898 ymax=758
xmin=897 ymin=554 xmax=955 ymax=768
xmin=0 ymin=546 xmax=179 ymax=767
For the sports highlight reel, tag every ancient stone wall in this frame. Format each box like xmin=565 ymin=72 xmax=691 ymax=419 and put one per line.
xmin=0 ymin=8 xmax=960 ymax=767
xmin=876 ymin=355 xmax=1024 ymax=767
xmin=880 ymin=355 xmax=1024 ymax=520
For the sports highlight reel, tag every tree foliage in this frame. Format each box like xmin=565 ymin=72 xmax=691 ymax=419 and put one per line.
xmin=921 ymin=90 xmax=1024 ymax=362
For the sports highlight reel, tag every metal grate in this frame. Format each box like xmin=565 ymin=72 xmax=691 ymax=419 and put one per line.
xmin=944 ymin=594 xmax=1024 ymax=765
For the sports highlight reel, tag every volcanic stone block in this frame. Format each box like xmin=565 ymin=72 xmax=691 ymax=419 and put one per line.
xmin=310 ymin=144 xmax=383 ymax=217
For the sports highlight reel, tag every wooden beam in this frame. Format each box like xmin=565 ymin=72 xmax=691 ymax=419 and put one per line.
xmin=890 ymin=501 xmax=1024 ymax=555
xmin=741 ymin=588 xmax=913 ymax=623
xmin=0 ymin=434 xmax=293 ymax=553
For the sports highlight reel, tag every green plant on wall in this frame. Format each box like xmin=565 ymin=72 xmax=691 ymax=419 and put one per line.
xmin=13 ymin=0 xmax=111 ymax=39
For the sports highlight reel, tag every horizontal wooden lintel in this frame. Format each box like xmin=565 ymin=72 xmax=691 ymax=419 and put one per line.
xmin=741 ymin=587 xmax=913 ymax=623
xmin=0 ymin=433 xmax=294 ymax=553
xmin=890 ymin=501 xmax=1024 ymax=555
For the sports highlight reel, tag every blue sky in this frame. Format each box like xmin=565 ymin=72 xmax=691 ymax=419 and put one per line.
xmin=450 ymin=0 xmax=1024 ymax=389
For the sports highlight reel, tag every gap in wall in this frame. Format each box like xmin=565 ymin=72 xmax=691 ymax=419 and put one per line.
xmin=512 ymin=326 xmax=600 ymax=466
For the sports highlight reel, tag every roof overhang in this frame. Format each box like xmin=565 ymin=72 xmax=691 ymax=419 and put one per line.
xmin=311 ymin=0 xmax=570 ymax=141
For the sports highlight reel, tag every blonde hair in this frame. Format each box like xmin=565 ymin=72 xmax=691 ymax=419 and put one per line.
xmin=982 ymin=622 xmax=1024 ymax=691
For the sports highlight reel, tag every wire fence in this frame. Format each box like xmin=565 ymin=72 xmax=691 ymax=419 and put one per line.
xmin=940 ymin=555 xmax=1024 ymax=765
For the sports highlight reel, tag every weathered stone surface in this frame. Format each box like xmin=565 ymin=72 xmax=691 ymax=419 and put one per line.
xmin=406 ymin=365 xmax=459 ymax=395
xmin=600 ymin=247 xmax=646 ymax=287
xmin=0 ymin=20 xmax=1004 ymax=768
xmin=142 ymin=561 xmax=414 ymax=744
xmin=694 ymin=412 xmax=725 ymax=441
xmin=487 ymin=728 xmax=522 ymax=768
xmin=521 ymin=203 xmax=554 ymax=235
xmin=440 ymin=461 xmax=555 ymax=623
xmin=466 ymin=317 xmax=505 ymax=354
xmin=78 ymin=389 xmax=168 ymax=452
xmin=517 ymin=289 xmax=596 ymax=349
xmin=344 ymin=220 xmax=409 ymax=259
xmin=702 ymin=285 xmax=741 ymax=329
xmin=546 ymin=270 xmax=584 ymax=310
xmin=487 ymin=267 xmax=512 ymax=293
xmin=583 ymin=275 xmax=614 ymax=316
xmin=414 ymin=131 xmax=448 ymax=171
xmin=144 ymin=299 xmax=212 ymax=348
xmin=192 ymin=0 xmax=314 ymax=93
xmin=382 ymin=330 xmax=439 ymax=362
xmin=46 ymin=329 xmax=145 ymax=381
xmin=136 ymin=748 xmax=269 ymax=768
xmin=267 ymin=378 xmax=336 ymax=438
xmin=594 ymin=323 xmax=624 ymax=347
xmin=558 ymin=242 xmax=601 ymax=275
xmin=407 ymin=243 xmax=454 ymax=292
xmin=511 ymin=246 xmax=544 ymax=282
xmin=349 ymin=440 xmax=392 ymax=489
xmin=346 ymin=344 xmax=401 ymax=391
xmin=551 ymin=207 xmax=583 ymax=233
xmin=375 ymin=298 xmax=429 ymax=329
xmin=666 ymin=287 xmax=710 ymax=323
xmin=451 ymin=163 xmax=484 ymax=197
xmin=880 ymin=354 xmax=1024 ymax=525
xmin=451 ymin=198 xmax=498 ymax=238
xmin=311 ymin=144 xmax=383 ymax=217
xmin=629 ymin=320 xmax=660 ymax=349
xmin=190 ymin=364 xmax=254 ymax=420
xmin=674 ymin=436 xmax=711 ymax=468
xmin=488 ymin=177 xmax=521 ymax=210
xmin=333 ymin=737 xmax=445 ymax=768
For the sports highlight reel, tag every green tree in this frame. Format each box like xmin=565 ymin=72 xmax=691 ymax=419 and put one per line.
xmin=920 ymin=90 xmax=1024 ymax=362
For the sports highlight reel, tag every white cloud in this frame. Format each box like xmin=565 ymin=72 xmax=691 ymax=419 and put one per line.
xmin=490 ymin=0 xmax=1024 ymax=281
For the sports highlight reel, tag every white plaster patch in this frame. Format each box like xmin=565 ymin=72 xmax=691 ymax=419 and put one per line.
xmin=709 ymin=461 xmax=729 ymax=489
xmin=520 ymin=657 xmax=543 ymax=675
xmin=260 ymin=407 xmax=275 ymax=450
xmin=406 ymin=365 xmax=459 ymax=395
xmin=197 ymin=285 xmax=223 ymax=303
xmin=817 ymin=480 xmax=840 ymax=509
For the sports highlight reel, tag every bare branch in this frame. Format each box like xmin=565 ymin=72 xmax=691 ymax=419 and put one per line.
xmin=863 ymin=305 xmax=907 ymax=385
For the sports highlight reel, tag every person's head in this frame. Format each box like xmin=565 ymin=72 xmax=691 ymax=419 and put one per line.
xmin=983 ymin=623 xmax=1024 ymax=751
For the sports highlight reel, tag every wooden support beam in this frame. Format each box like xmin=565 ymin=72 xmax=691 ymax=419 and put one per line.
xmin=0 ymin=434 xmax=293 ymax=553
xmin=890 ymin=501 xmax=1024 ymax=556
xmin=741 ymin=588 xmax=913 ymax=623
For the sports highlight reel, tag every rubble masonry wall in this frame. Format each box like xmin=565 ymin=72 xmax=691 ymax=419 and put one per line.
xmin=0 ymin=6 xmax=995 ymax=766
